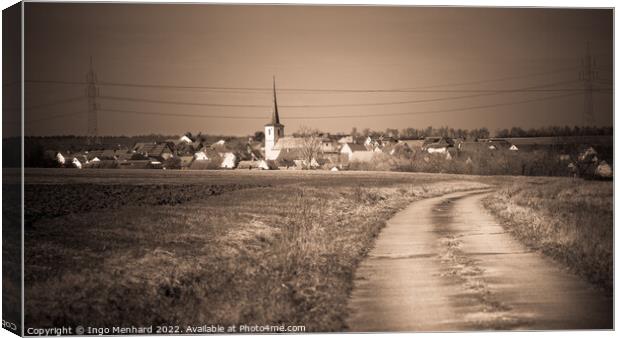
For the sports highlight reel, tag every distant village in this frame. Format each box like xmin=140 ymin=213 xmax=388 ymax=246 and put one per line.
xmin=52 ymin=130 xmax=466 ymax=171
xmin=47 ymin=84 xmax=613 ymax=179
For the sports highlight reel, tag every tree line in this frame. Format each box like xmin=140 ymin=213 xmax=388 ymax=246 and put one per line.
xmin=350 ymin=125 xmax=612 ymax=141
xmin=494 ymin=126 xmax=613 ymax=138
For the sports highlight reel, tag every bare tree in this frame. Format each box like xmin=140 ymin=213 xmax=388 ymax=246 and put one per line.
xmin=298 ymin=126 xmax=323 ymax=169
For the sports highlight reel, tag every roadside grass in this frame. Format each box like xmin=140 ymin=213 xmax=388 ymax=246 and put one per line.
xmin=482 ymin=178 xmax=612 ymax=293
xmin=25 ymin=176 xmax=487 ymax=331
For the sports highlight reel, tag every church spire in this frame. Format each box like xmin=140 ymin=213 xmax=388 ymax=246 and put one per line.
xmin=271 ymin=75 xmax=280 ymax=125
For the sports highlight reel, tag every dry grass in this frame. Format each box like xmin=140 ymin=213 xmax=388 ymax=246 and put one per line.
xmin=24 ymin=170 xmax=488 ymax=331
xmin=482 ymin=177 xmax=613 ymax=293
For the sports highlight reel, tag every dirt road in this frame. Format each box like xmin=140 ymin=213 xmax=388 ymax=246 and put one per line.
xmin=346 ymin=189 xmax=613 ymax=331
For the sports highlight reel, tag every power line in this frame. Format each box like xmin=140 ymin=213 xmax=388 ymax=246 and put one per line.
xmin=25 ymin=79 xmax=84 ymax=86
xmin=345 ymin=92 xmax=582 ymax=120
xmin=99 ymin=95 xmax=268 ymax=108
xmin=23 ymin=66 xmax=598 ymax=94
xmin=29 ymin=79 xmax=601 ymax=94
xmin=28 ymin=96 xmax=84 ymax=110
xmin=4 ymin=96 xmax=84 ymax=112
xmin=24 ymin=91 xmax=583 ymax=124
xmin=25 ymin=111 xmax=85 ymax=124
xmin=273 ymin=87 xmax=610 ymax=94
xmin=404 ymin=66 xmax=581 ymax=89
xmin=100 ymin=108 xmax=262 ymax=120
xmin=98 ymin=91 xmax=581 ymax=121
xmin=96 ymin=79 xmax=591 ymax=109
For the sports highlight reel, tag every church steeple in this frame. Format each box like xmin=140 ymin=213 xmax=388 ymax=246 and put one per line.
xmin=264 ymin=76 xmax=284 ymax=161
xmin=270 ymin=76 xmax=281 ymax=125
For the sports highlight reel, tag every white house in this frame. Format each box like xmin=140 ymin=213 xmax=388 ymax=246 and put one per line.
xmin=194 ymin=151 xmax=209 ymax=161
xmin=427 ymin=145 xmax=448 ymax=154
xmin=56 ymin=152 xmax=67 ymax=165
xmin=423 ymin=137 xmax=454 ymax=154
xmin=221 ymin=152 xmax=237 ymax=169
xmin=340 ymin=143 xmax=368 ymax=160
xmin=71 ymin=157 xmax=83 ymax=169
xmin=179 ymin=135 xmax=193 ymax=144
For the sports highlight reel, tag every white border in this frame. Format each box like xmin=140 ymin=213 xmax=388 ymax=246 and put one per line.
xmin=0 ymin=2 xmax=616 ymax=338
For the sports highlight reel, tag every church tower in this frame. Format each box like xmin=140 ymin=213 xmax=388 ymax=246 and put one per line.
xmin=265 ymin=77 xmax=284 ymax=160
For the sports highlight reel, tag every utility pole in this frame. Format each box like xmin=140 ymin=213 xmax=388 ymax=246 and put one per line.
xmin=579 ymin=42 xmax=598 ymax=127
xmin=86 ymin=56 xmax=100 ymax=145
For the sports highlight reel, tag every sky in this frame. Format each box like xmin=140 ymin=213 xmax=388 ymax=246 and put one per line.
xmin=21 ymin=3 xmax=613 ymax=136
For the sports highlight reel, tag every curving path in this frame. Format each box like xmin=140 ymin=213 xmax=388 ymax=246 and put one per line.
xmin=346 ymin=189 xmax=613 ymax=331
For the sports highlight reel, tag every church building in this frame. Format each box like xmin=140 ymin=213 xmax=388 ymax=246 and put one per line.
xmin=264 ymin=77 xmax=284 ymax=161
xmin=263 ymin=77 xmax=340 ymax=166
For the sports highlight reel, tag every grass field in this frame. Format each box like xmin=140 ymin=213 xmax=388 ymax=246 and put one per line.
xmin=24 ymin=169 xmax=489 ymax=330
xmin=482 ymin=177 xmax=613 ymax=293
xmin=21 ymin=169 xmax=613 ymax=330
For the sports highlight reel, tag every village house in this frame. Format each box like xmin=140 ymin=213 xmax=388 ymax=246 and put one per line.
xmin=167 ymin=137 xmax=202 ymax=157
xmin=55 ymin=151 xmax=69 ymax=165
xmin=71 ymin=157 xmax=83 ymax=169
xmin=220 ymin=152 xmax=237 ymax=169
xmin=363 ymin=136 xmax=378 ymax=150
xmin=320 ymin=137 xmax=340 ymax=154
xmin=166 ymin=134 xmax=194 ymax=146
xmin=485 ymin=139 xmax=517 ymax=151
xmin=422 ymin=137 xmax=455 ymax=154
xmin=207 ymin=140 xmax=239 ymax=169
xmin=194 ymin=147 xmax=220 ymax=161
xmin=84 ymin=158 xmax=119 ymax=169
xmin=340 ymin=143 xmax=370 ymax=161
xmin=211 ymin=139 xmax=227 ymax=149
xmin=382 ymin=142 xmax=413 ymax=158
xmin=398 ymin=139 xmax=425 ymax=150
xmin=237 ymin=159 xmax=274 ymax=170
xmin=133 ymin=142 xmax=173 ymax=161
xmin=179 ymin=134 xmax=193 ymax=144
xmin=337 ymin=135 xmax=354 ymax=144
xmin=377 ymin=135 xmax=398 ymax=148
xmin=244 ymin=144 xmax=264 ymax=161
xmin=55 ymin=151 xmax=87 ymax=168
